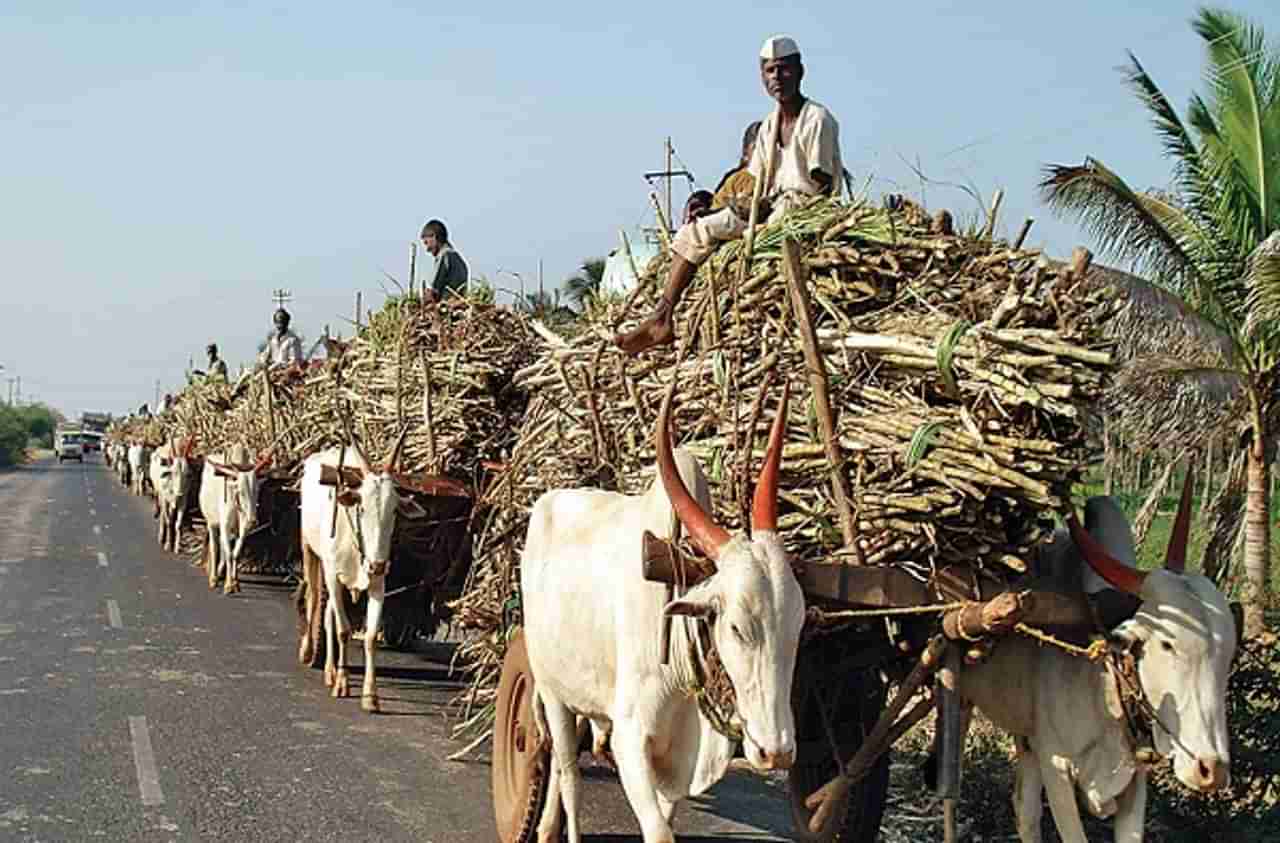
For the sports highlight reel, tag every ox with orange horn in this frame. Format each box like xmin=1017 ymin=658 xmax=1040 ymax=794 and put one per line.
xmin=516 ymin=376 xmax=807 ymax=841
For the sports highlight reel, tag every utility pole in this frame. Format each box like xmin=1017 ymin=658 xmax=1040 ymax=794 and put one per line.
xmin=6 ymin=378 xmax=13 ymax=406
xmin=644 ymin=137 xmax=693 ymax=237
xmin=14 ymin=376 xmax=19 ymax=405
xmin=154 ymin=379 xmax=160 ymax=410
xmin=409 ymin=241 xmax=417 ymax=298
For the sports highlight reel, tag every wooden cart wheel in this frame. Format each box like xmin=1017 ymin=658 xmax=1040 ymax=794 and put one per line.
xmin=788 ymin=665 xmax=890 ymax=842
xmin=492 ymin=629 xmax=551 ymax=843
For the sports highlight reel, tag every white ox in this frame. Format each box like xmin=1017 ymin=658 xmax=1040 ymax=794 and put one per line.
xmin=295 ymin=431 xmax=427 ymax=712
xmin=521 ymin=384 xmax=806 ymax=843
xmin=955 ymin=476 xmax=1237 ymax=843
xmin=127 ymin=443 xmax=151 ymax=496
xmin=199 ymin=444 xmax=271 ymax=595
xmin=149 ymin=440 xmax=194 ymax=553
xmin=108 ymin=442 xmax=129 ymax=486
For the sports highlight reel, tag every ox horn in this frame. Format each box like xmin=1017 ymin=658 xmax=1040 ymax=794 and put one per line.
xmin=751 ymin=381 xmax=791 ymax=534
xmin=1067 ymin=512 xmax=1146 ymax=595
xmin=656 ymin=379 xmax=731 ymax=561
xmin=386 ymin=425 xmax=410 ymax=472
xmin=340 ymin=404 xmax=372 ymax=469
xmin=1165 ymin=465 xmax=1194 ymax=573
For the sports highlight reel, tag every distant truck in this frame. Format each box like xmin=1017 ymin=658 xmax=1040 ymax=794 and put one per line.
xmin=55 ymin=430 xmax=84 ymax=463
xmin=81 ymin=412 xmax=111 ymax=432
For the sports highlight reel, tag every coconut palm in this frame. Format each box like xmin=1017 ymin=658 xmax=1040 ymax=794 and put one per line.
xmin=564 ymin=258 xmax=606 ymax=311
xmin=1041 ymin=7 xmax=1279 ymax=636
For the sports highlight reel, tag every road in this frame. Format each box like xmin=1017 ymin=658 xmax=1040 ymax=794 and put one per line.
xmin=0 ymin=456 xmax=792 ymax=842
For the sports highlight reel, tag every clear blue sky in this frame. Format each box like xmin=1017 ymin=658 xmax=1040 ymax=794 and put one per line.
xmin=2 ymin=1 xmax=1274 ymax=418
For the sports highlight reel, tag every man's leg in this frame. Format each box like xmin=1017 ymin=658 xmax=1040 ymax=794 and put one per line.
xmin=614 ymin=208 xmax=745 ymax=355
xmin=614 ymin=255 xmax=696 ymax=355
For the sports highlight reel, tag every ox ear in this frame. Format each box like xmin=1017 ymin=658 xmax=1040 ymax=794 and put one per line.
xmin=397 ymin=494 xmax=428 ymax=520
xmin=336 ymin=490 xmax=359 ymax=507
xmin=663 ymin=592 xmax=719 ymax=620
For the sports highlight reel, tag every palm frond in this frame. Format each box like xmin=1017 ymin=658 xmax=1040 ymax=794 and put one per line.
xmin=1192 ymin=7 xmax=1280 ymax=244
xmin=1242 ymin=231 xmax=1280 ymax=356
xmin=1040 ymin=158 xmax=1197 ymax=281
xmin=1123 ymin=51 xmax=1207 ymax=195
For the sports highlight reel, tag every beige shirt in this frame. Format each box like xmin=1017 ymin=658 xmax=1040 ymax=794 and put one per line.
xmin=748 ymin=99 xmax=842 ymax=207
xmin=259 ymin=331 xmax=303 ymax=367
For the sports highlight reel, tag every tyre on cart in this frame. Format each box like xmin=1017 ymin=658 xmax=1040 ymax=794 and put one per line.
xmin=492 ymin=629 xmax=552 ymax=843
xmin=787 ymin=656 xmax=891 ymax=842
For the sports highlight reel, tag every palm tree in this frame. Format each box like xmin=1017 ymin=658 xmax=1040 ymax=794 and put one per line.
xmin=1041 ymin=7 xmax=1279 ymax=636
xmin=564 ymin=258 xmax=606 ymax=311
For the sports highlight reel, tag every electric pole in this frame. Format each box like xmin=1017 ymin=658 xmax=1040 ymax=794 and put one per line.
xmin=644 ymin=137 xmax=693 ymax=237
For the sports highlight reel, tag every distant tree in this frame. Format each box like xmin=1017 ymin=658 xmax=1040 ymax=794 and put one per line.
xmin=19 ymin=405 xmax=58 ymax=445
xmin=564 ymin=257 xmax=606 ymax=311
xmin=517 ymin=289 xmax=577 ymax=327
xmin=1041 ymin=7 xmax=1280 ymax=635
xmin=0 ymin=406 xmax=28 ymax=466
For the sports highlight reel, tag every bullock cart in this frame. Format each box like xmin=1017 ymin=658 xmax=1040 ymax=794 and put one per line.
xmin=473 ymin=197 xmax=1138 ymax=841
xmin=140 ymin=298 xmax=537 ymax=651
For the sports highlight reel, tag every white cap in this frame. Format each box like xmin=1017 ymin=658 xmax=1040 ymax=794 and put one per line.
xmin=760 ymin=35 xmax=800 ymax=60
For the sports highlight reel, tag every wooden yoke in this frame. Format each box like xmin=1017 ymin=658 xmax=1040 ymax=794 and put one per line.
xmin=319 ymin=465 xmax=364 ymax=488
xmin=640 ymin=531 xmax=715 ymax=589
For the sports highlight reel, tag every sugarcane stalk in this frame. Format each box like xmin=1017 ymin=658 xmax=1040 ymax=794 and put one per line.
xmin=781 ymin=238 xmax=861 ymax=559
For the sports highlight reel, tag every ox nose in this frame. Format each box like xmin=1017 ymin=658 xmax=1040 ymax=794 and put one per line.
xmin=761 ymin=749 xmax=795 ymax=771
xmin=1194 ymin=756 xmax=1229 ymax=791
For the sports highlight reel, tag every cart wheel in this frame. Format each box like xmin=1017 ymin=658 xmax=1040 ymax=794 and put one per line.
xmin=492 ymin=629 xmax=551 ymax=843
xmin=788 ymin=666 xmax=890 ymax=842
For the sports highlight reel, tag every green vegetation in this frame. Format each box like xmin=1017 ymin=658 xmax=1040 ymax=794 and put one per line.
xmin=0 ymin=403 xmax=60 ymax=466
xmin=1042 ymin=7 xmax=1280 ymax=636
xmin=563 ymin=257 xmax=605 ymax=311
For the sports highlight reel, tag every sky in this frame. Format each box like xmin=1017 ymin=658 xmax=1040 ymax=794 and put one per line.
xmin=2 ymin=1 xmax=1275 ymax=418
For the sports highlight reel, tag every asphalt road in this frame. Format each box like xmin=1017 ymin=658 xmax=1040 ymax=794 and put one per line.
xmin=0 ymin=456 xmax=792 ymax=842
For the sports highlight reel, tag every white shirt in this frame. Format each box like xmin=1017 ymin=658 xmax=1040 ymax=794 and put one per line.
xmin=748 ymin=99 xmax=843 ymax=207
xmin=260 ymin=330 xmax=303 ymax=367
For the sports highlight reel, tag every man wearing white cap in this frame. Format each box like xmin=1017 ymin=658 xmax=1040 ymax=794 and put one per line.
xmin=616 ymin=35 xmax=842 ymax=354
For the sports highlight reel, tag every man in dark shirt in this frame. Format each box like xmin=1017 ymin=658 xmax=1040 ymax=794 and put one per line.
xmin=420 ymin=219 xmax=469 ymax=302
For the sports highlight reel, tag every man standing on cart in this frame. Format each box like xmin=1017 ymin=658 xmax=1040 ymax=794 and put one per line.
xmin=615 ymin=35 xmax=844 ymax=355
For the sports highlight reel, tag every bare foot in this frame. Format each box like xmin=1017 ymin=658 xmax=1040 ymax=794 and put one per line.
xmin=614 ymin=299 xmax=675 ymax=355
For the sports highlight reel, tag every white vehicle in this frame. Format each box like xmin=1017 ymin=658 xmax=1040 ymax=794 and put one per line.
xmin=56 ymin=432 xmax=83 ymax=463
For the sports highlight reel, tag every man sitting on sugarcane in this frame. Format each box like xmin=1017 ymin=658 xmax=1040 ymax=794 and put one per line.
xmin=420 ymin=219 xmax=469 ymax=303
xmin=259 ymin=308 xmax=304 ymax=370
xmin=615 ymin=35 xmax=843 ymax=355
xmin=190 ymin=342 xmax=229 ymax=384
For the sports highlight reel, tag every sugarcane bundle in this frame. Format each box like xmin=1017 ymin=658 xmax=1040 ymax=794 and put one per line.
xmin=448 ymin=197 xmax=1127 ymax=738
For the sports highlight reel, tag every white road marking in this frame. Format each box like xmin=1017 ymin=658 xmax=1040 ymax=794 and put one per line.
xmin=107 ymin=600 xmax=122 ymax=629
xmin=93 ymin=525 xmax=101 ymax=536
xmin=89 ymin=508 xmax=96 ymax=516
xmin=128 ymin=716 xmax=165 ymax=806
xmin=97 ymin=552 xmax=108 ymax=568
